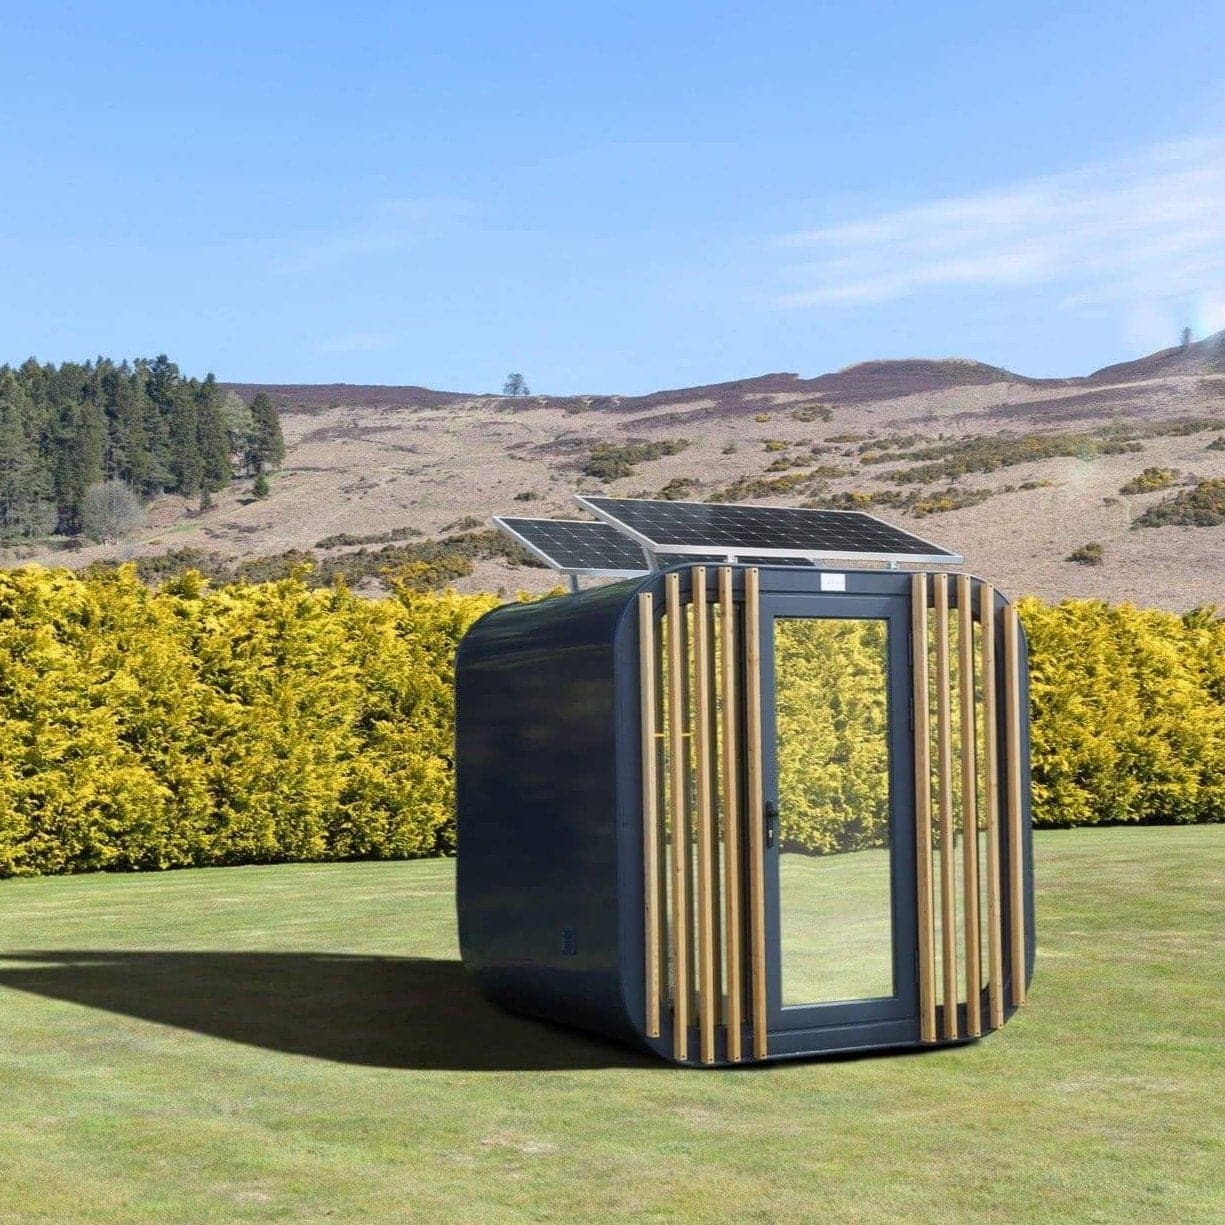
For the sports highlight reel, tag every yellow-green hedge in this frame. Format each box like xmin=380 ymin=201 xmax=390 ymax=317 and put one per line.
xmin=772 ymin=597 xmax=1223 ymax=854
xmin=0 ymin=569 xmax=1219 ymax=876
xmin=0 ymin=566 xmax=496 ymax=876
xmin=1021 ymin=597 xmax=1224 ymax=829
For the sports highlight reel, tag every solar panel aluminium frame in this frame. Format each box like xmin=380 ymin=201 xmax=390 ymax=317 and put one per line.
xmin=573 ymin=494 xmax=964 ymax=567
xmin=492 ymin=516 xmax=652 ymax=578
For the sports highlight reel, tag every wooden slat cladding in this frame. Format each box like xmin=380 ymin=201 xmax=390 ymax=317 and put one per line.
xmin=911 ymin=573 xmax=937 ymax=1043
xmin=641 ymin=567 xmax=1026 ymax=1060
xmin=912 ymin=575 xmax=1025 ymax=1043
xmin=744 ymin=568 xmax=769 ymax=1060
xmin=644 ymin=567 xmax=758 ymax=1062
xmin=638 ymin=592 xmax=661 ymax=1038
xmin=933 ymin=574 xmax=959 ymax=1041
xmin=704 ymin=598 xmax=723 ymax=1034
xmin=718 ymin=567 xmax=744 ymax=1063
xmin=1003 ymin=604 xmax=1027 ymax=1008
xmin=664 ymin=573 xmax=691 ymax=1061
xmin=956 ymin=575 xmax=982 ymax=1038
xmin=980 ymin=583 xmax=1005 ymax=1030
xmin=690 ymin=569 xmax=718 ymax=1064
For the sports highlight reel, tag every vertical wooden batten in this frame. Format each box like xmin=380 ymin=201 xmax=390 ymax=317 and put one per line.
xmin=911 ymin=573 xmax=937 ymax=1043
xmin=638 ymin=593 xmax=661 ymax=1038
xmin=690 ymin=569 xmax=718 ymax=1064
xmin=956 ymin=575 xmax=982 ymax=1038
xmin=933 ymin=573 xmax=959 ymax=1040
xmin=1003 ymin=604 xmax=1027 ymax=1008
xmin=980 ymin=584 xmax=1004 ymax=1030
xmin=653 ymin=629 xmax=668 ymax=1002
xmin=705 ymin=600 xmax=723 ymax=1030
xmin=664 ymin=573 xmax=690 ymax=1059
xmin=679 ymin=604 xmax=698 ymax=1024
xmin=718 ymin=567 xmax=744 ymax=1062
xmin=744 ymin=568 xmax=768 ymax=1060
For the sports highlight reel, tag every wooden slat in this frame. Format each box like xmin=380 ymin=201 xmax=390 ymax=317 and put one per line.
xmin=912 ymin=573 xmax=937 ymax=1043
xmin=957 ymin=575 xmax=982 ymax=1038
xmin=706 ymin=600 xmax=722 ymax=1030
xmin=691 ymin=569 xmax=717 ymax=1064
xmin=718 ymin=567 xmax=743 ymax=1062
xmin=1003 ymin=603 xmax=1027 ymax=1008
xmin=980 ymin=583 xmax=1004 ymax=1030
xmin=638 ymin=593 xmax=661 ymax=1038
xmin=664 ymin=573 xmax=690 ymax=1060
xmin=679 ymin=603 xmax=697 ymax=1023
xmin=933 ymin=573 xmax=959 ymax=1040
xmin=744 ymin=568 xmax=768 ymax=1060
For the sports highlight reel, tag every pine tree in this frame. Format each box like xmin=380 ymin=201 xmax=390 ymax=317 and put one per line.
xmin=168 ymin=388 xmax=203 ymax=497
xmin=246 ymin=392 xmax=285 ymax=474
xmin=195 ymin=375 xmax=232 ymax=492
xmin=0 ymin=373 xmax=49 ymax=537
xmin=54 ymin=400 xmax=106 ymax=533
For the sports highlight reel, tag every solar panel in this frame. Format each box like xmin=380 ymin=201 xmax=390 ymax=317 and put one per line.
xmin=575 ymin=495 xmax=962 ymax=564
xmin=493 ymin=517 xmax=649 ymax=576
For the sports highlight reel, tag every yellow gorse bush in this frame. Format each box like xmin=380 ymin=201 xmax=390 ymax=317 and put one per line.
xmin=0 ymin=568 xmax=1219 ymax=877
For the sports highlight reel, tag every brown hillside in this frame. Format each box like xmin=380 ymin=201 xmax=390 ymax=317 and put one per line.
xmin=20 ymin=335 xmax=1223 ymax=612
xmin=1087 ymin=329 xmax=1225 ymax=383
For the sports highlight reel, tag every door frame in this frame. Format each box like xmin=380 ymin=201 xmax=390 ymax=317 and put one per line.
xmin=756 ymin=591 xmax=919 ymax=1038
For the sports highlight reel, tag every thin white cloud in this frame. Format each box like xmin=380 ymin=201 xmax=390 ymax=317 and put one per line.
xmin=775 ymin=137 xmax=1225 ymax=311
xmin=276 ymin=197 xmax=474 ymax=275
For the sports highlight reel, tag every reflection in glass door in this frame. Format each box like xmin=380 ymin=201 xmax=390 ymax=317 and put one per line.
xmin=773 ymin=616 xmax=894 ymax=1007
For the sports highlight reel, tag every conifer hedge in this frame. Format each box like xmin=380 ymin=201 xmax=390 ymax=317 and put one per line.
xmin=0 ymin=568 xmax=1219 ymax=877
xmin=1021 ymin=597 xmax=1224 ymax=829
xmin=0 ymin=566 xmax=496 ymax=876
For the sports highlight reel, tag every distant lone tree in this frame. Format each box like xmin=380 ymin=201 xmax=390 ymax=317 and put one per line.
xmin=502 ymin=372 xmax=530 ymax=397
xmin=80 ymin=479 xmax=145 ymax=543
xmin=1181 ymin=326 xmax=1193 ymax=351
xmin=252 ymin=471 xmax=270 ymax=500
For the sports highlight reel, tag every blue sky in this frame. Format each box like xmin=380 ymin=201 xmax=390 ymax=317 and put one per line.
xmin=2 ymin=2 xmax=1224 ymax=394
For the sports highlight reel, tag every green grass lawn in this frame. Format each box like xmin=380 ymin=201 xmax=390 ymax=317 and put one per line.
xmin=0 ymin=827 xmax=1221 ymax=1224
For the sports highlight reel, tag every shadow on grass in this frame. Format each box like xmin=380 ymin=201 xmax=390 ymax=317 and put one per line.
xmin=0 ymin=951 xmax=659 ymax=1071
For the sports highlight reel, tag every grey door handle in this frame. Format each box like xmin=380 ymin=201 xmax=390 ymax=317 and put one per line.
xmin=764 ymin=800 xmax=778 ymax=849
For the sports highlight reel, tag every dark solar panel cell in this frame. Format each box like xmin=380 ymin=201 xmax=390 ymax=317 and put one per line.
xmin=497 ymin=518 xmax=649 ymax=573
xmin=579 ymin=497 xmax=958 ymax=560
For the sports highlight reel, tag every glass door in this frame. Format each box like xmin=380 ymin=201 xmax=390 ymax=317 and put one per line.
xmin=759 ymin=593 xmax=917 ymax=1036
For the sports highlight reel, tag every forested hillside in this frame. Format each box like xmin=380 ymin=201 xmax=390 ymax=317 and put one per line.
xmin=0 ymin=356 xmax=284 ymax=541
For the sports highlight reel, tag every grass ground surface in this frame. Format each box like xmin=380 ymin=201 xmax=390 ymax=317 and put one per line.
xmin=0 ymin=827 xmax=1221 ymax=1223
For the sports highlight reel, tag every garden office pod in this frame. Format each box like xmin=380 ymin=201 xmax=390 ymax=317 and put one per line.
xmin=455 ymin=499 xmax=1035 ymax=1066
